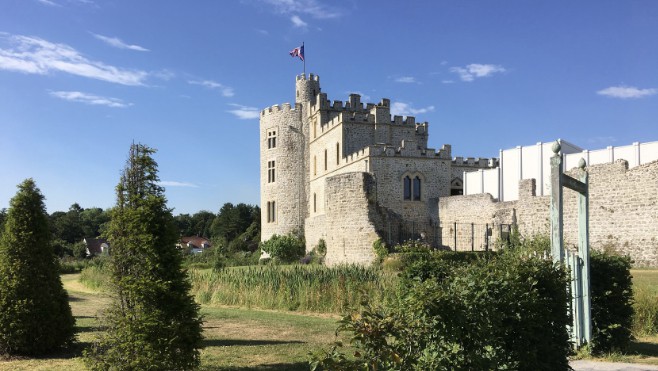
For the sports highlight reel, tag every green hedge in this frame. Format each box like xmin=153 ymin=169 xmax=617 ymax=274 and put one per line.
xmin=590 ymin=251 xmax=634 ymax=353
xmin=312 ymin=246 xmax=571 ymax=370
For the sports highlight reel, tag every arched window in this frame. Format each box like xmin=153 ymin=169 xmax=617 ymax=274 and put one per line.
xmin=403 ymin=176 xmax=411 ymax=200
xmin=413 ymin=176 xmax=421 ymax=201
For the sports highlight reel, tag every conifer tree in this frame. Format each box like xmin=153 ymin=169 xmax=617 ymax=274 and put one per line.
xmin=0 ymin=179 xmax=75 ymax=355
xmin=85 ymin=143 xmax=203 ymax=370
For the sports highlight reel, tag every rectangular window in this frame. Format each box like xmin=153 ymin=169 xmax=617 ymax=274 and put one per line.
xmin=324 ymin=149 xmax=328 ymax=171
xmin=313 ymin=193 xmax=317 ymax=213
xmin=267 ymin=160 xmax=276 ymax=183
xmin=267 ymin=201 xmax=276 ymax=223
xmin=403 ymin=176 xmax=411 ymax=200
xmin=267 ymin=130 xmax=276 ymax=149
xmin=336 ymin=142 xmax=340 ymax=165
xmin=413 ymin=176 xmax=421 ymax=201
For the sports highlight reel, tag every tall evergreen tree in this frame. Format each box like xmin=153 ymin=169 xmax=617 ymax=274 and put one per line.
xmin=0 ymin=179 xmax=75 ymax=355
xmin=85 ymin=144 xmax=203 ymax=370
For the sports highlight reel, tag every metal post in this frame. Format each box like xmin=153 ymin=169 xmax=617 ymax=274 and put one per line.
xmin=578 ymin=160 xmax=592 ymax=344
xmin=454 ymin=222 xmax=457 ymax=250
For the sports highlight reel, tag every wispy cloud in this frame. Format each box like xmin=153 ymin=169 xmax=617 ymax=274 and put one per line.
xmin=291 ymin=15 xmax=308 ymax=28
xmin=390 ymin=102 xmax=435 ymax=116
xmin=260 ymin=0 xmax=341 ymax=19
xmin=37 ymin=0 xmax=60 ymax=6
xmin=188 ymin=79 xmax=234 ymax=97
xmin=395 ymin=76 xmax=417 ymax=84
xmin=597 ymin=85 xmax=657 ymax=99
xmin=91 ymin=33 xmax=149 ymax=52
xmin=158 ymin=181 xmax=199 ymax=188
xmin=255 ymin=29 xmax=269 ymax=35
xmin=49 ymin=91 xmax=132 ymax=108
xmin=450 ymin=63 xmax=506 ymax=82
xmin=228 ymin=104 xmax=260 ymax=120
xmin=0 ymin=33 xmax=148 ymax=85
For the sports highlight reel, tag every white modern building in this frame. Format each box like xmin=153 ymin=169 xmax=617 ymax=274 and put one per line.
xmin=464 ymin=139 xmax=658 ymax=201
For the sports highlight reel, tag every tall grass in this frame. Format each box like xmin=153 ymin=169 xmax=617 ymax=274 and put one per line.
xmin=632 ymin=269 xmax=658 ymax=336
xmin=189 ymin=264 xmax=399 ymax=314
xmin=79 ymin=265 xmax=110 ymax=291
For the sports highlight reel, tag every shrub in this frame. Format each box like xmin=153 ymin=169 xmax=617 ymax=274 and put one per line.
xmin=312 ymin=239 xmax=572 ymax=370
xmin=84 ymin=144 xmax=202 ymax=370
xmin=260 ymin=233 xmax=305 ymax=263
xmin=0 ymin=179 xmax=75 ymax=356
xmin=589 ymin=251 xmax=634 ymax=353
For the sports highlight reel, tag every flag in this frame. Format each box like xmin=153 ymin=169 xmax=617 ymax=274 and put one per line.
xmin=289 ymin=44 xmax=304 ymax=61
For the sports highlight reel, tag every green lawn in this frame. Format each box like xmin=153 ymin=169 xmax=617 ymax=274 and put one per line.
xmin=0 ymin=274 xmax=345 ymax=371
xmin=2 ymin=269 xmax=658 ymax=370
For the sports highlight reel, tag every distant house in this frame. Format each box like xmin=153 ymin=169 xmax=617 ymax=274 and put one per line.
xmin=177 ymin=236 xmax=212 ymax=254
xmin=84 ymin=238 xmax=110 ymax=257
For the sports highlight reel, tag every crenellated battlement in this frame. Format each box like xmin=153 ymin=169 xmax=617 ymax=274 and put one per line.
xmin=260 ymin=102 xmax=301 ymax=117
xmin=452 ymin=156 xmax=499 ymax=168
xmin=297 ymin=73 xmax=320 ymax=82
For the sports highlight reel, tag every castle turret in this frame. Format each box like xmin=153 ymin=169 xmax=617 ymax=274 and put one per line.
xmin=260 ymin=74 xmax=321 ymax=242
xmin=295 ymin=73 xmax=320 ymax=105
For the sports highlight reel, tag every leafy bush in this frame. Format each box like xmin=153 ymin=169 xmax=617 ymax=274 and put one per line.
xmin=260 ymin=233 xmax=305 ymax=263
xmin=311 ymin=240 xmax=571 ymax=370
xmin=590 ymin=251 xmax=634 ymax=353
xmin=0 ymin=179 xmax=75 ymax=355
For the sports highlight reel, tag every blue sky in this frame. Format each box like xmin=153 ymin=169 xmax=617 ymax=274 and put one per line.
xmin=1 ymin=0 xmax=657 ymax=215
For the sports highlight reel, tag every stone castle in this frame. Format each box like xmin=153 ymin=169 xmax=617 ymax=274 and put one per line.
xmin=259 ymin=74 xmax=495 ymax=265
xmin=260 ymin=74 xmax=658 ymax=266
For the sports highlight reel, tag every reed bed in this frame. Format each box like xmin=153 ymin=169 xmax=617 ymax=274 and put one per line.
xmin=189 ymin=264 xmax=400 ymax=314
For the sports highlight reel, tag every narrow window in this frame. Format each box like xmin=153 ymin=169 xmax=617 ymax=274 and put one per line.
xmin=413 ymin=176 xmax=421 ymax=201
xmin=336 ymin=142 xmax=340 ymax=165
xmin=267 ymin=130 xmax=277 ymax=149
xmin=267 ymin=201 xmax=276 ymax=223
xmin=267 ymin=161 xmax=276 ymax=183
xmin=313 ymin=193 xmax=317 ymax=213
xmin=314 ymin=121 xmax=317 ymax=138
xmin=324 ymin=149 xmax=328 ymax=171
xmin=403 ymin=176 xmax=411 ymax=200
xmin=313 ymin=156 xmax=317 ymax=175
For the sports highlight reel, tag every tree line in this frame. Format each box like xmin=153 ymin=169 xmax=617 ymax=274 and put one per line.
xmin=0 ymin=200 xmax=261 ymax=259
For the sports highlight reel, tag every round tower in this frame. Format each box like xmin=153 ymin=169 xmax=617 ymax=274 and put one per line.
xmin=295 ymin=73 xmax=321 ymax=105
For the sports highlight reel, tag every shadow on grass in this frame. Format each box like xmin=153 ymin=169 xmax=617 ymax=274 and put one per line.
xmin=209 ymin=362 xmax=309 ymax=370
xmin=628 ymin=340 xmax=658 ymax=357
xmin=68 ymin=295 xmax=85 ymax=302
xmin=203 ymin=339 xmax=305 ymax=347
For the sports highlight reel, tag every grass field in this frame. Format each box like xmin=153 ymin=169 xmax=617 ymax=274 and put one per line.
xmin=0 ymin=274 xmax=346 ymax=371
xmin=1 ymin=269 xmax=658 ymax=370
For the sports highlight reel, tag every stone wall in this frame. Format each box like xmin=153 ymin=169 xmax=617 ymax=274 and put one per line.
xmin=323 ymin=172 xmax=379 ymax=266
xmin=440 ymin=160 xmax=658 ymax=266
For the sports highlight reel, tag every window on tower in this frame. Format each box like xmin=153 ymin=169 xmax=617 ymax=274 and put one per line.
xmin=267 ymin=130 xmax=277 ymax=149
xmin=267 ymin=160 xmax=276 ymax=183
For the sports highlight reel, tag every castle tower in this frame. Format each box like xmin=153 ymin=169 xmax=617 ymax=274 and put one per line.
xmin=260 ymin=74 xmax=320 ymax=241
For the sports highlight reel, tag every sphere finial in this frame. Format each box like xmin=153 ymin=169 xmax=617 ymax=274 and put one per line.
xmin=552 ymin=141 xmax=561 ymax=154
xmin=578 ymin=158 xmax=586 ymax=169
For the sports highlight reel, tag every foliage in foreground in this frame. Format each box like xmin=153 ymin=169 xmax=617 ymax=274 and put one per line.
xmin=590 ymin=250 xmax=634 ymax=353
xmin=0 ymin=179 xmax=75 ymax=355
xmin=311 ymin=240 xmax=572 ymax=371
xmin=84 ymin=144 xmax=202 ymax=371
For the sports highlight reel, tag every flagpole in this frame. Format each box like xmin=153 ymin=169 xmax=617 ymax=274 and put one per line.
xmin=303 ymin=41 xmax=305 ymax=76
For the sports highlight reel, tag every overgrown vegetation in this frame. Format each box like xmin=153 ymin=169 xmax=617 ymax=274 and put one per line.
xmin=0 ymin=179 xmax=75 ymax=356
xmin=632 ymin=270 xmax=658 ymax=336
xmin=84 ymin=143 xmax=203 ymax=370
xmin=190 ymin=264 xmax=398 ymax=313
xmin=260 ymin=233 xmax=306 ymax=263
xmin=311 ymin=239 xmax=572 ymax=370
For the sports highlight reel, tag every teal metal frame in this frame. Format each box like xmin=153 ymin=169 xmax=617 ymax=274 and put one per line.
xmin=550 ymin=141 xmax=591 ymax=348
